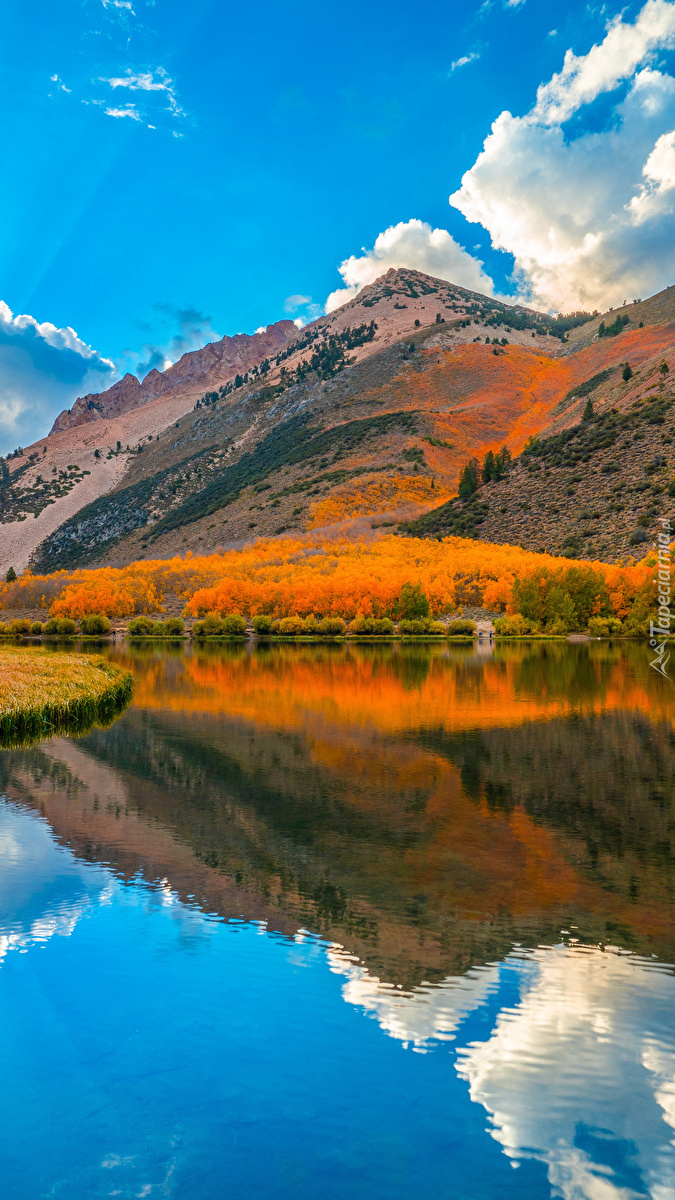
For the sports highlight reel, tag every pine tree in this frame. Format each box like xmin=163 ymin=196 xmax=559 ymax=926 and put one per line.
xmin=481 ymin=450 xmax=496 ymax=483
xmin=493 ymin=445 xmax=511 ymax=479
xmin=582 ymin=399 xmax=594 ymax=420
xmin=458 ymin=459 xmax=479 ymax=498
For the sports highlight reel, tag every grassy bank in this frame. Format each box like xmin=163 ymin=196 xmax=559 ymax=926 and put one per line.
xmin=0 ymin=648 xmax=133 ymax=747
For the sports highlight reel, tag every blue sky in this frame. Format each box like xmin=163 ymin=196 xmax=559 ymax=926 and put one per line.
xmin=2 ymin=0 xmax=675 ymax=451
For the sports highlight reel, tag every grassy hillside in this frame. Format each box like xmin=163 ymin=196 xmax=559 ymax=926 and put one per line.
xmin=404 ymin=349 xmax=675 ymax=561
xmin=565 ymin=283 xmax=675 ymax=352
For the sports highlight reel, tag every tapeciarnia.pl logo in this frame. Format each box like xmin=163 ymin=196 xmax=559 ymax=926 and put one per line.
xmin=649 ymin=517 xmax=672 ymax=679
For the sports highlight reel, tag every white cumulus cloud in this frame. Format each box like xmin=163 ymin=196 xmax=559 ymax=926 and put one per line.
xmin=0 ymin=302 xmax=115 ymax=455
xmin=630 ymin=127 xmax=675 ymax=219
xmin=532 ymin=0 xmax=675 ymax=126
xmin=450 ymin=0 xmax=675 ymax=312
xmin=325 ymin=218 xmax=495 ymax=313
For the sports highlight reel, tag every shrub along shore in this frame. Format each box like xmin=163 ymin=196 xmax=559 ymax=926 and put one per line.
xmin=0 ymin=610 xmax=644 ymax=641
xmin=0 ymin=647 xmax=133 ymax=747
xmin=0 ymin=613 xmax=484 ymax=641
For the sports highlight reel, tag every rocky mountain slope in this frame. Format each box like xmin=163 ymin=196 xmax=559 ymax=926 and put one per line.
xmin=3 ymin=269 xmax=675 ymax=574
xmin=0 ymin=321 xmax=300 ymax=577
xmin=1 ymin=269 xmax=564 ymax=573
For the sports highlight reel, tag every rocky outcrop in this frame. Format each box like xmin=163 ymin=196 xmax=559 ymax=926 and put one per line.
xmin=51 ymin=374 xmax=144 ymax=433
xmin=50 ymin=320 xmax=299 ymax=434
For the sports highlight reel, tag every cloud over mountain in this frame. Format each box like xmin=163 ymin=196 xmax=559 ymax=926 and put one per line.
xmin=0 ymin=303 xmax=115 ymax=456
xmin=128 ymin=304 xmax=220 ymax=379
xmin=325 ymin=219 xmax=495 ymax=312
xmin=450 ymin=0 xmax=675 ymax=312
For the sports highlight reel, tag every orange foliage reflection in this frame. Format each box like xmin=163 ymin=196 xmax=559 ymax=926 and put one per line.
xmin=119 ymin=644 xmax=674 ymax=951
xmin=127 ymin=644 xmax=671 ymax=736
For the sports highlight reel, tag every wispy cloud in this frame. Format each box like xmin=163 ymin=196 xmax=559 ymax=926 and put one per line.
xmin=100 ymin=68 xmax=184 ymax=118
xmin=48 ymin=74 xmax=71 ymax=94
xmin=450 ymin=52 xmax=480 ymax=72
xmin=125 ymin=304 xmax=219 ymax=380
xmin=104 ymin=105 xmax=142 ymax=120
xmin=283 ymin=294 xmax=311 ymax=312
xmin=47 ymin=4 xmax=184 ymax=135
xmin=283 ymin=294 xmax=323 ymax=322
xmin=479 ymin=0 xmax=526 ymax=14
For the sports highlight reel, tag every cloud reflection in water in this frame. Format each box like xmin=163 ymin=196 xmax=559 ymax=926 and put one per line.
xmin=2 ymin=794 xmax=675 ymax=1200
xmin=333 ymin=941 xmax=675 ymax=1199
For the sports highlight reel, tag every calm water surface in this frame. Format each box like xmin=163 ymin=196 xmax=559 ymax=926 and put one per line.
xmin=1 ymin=641 xmax=674 ymax=1199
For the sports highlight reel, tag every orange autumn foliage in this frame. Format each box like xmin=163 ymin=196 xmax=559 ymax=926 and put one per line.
xmin=0 ymin=533 xmax=657 ymax=621
xmin=345 ymin=328 xmax=675 ymax=499
xmin=182 ymin=536 xmax=657 ymax=621
xmin=351 ymin=345 xmax=573 ymax=496
xmin=308 ymin=474 xmax=450 ymax=527
xmin=49 ymin=575 xmax=162 ymax=619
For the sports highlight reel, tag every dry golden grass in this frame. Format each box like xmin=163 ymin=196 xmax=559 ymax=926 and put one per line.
xmin=0 ymin=647 xmax=132 ymax=746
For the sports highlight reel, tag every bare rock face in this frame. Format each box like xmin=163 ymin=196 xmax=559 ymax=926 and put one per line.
xmin=50 ymin=320 xmax=299 ymax=434
xmin=51 ymin=374 xmax=143 ymax=433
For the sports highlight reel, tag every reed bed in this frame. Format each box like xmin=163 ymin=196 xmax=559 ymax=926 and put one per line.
xmin=0 ymin=647 xmax=133 ymax=747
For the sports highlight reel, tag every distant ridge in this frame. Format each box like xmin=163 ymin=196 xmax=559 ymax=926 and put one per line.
xmin=50 ymin=320 xmax=299 ymax=434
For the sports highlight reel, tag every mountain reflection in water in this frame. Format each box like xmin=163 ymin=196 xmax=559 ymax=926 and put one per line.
xmin=5 ymin=641 xmax=673 ymax=979
xmin=1 ymin=641 xmax=674 ymax=1200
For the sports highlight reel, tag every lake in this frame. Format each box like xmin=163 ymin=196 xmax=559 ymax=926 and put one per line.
xmin=1 ymin=640 xmax=674 ymax=1199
